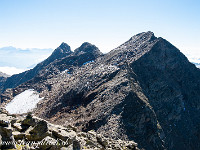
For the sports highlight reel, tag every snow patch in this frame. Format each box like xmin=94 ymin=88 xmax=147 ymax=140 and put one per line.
xmin=61 ymin=69 xmax=69 ymax=74
xmin=5 ymin=89 xmax=43 ymax=114
xmin=60 ymin=69 xmax=71 ymax=74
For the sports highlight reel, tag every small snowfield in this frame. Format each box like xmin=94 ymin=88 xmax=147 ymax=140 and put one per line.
xmin=5 ymin=89 xmax=43 ymax=114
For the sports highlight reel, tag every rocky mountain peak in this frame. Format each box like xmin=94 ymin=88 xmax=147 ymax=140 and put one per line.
xmin=74 ymin=42 xmax=102 ymax=56
xmin=51 ymin=42 xmax=72 ymax=57
xmin=58 ymin=42 xmax=72 ymax=53
xmin=126 ymin=31 xmax=156 ymax=46
xmin=104 ymin=31 xmax=158 ymax=65
xmin=42 ymin=42 xmax=73 ymax=66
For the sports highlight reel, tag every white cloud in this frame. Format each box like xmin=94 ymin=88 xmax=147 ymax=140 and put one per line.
xmin=0 ymin=67 xmax=27 ymax=75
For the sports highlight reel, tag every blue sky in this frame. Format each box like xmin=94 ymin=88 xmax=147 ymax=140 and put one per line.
xmin=0 ymin=0 xmax=199 ymax=55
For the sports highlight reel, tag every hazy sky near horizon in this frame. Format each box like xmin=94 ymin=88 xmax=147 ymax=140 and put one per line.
xmin=0 ymin=0 xmax=200 ymax=55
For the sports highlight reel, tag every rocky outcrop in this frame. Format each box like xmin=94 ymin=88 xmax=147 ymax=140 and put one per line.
xmin=0 ymin=112 xmax=139 ymax=150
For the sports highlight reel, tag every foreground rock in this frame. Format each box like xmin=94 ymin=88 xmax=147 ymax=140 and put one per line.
xmin=0 ymin=112 xmax=139 ymax=150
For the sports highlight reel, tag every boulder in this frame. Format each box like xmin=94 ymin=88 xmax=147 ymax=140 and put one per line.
xmin=13 ymin=122 xmax=23 ymax=131
xmin=22 ymin=113 xmax=37 ymax=127
xmin=13 ymin=131 xmax=25 ymax=140
xmin=39 ymin=136 xmax=61 ymax=150
xmin=0 ymin=126 xmax=16 ymax=149
xmin=26 ymin=120 xmax=50 ymax=141
xmin=72 ymin=140 xmax=81 ymax=150
xmin=51 ymin=127 xmax=76 ymax=144
xmin=0 ymin=113 xmax=15 ymax=127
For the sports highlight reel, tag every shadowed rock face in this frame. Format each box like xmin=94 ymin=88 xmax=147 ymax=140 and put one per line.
xmin=1 ymin=31 xmax=200 ymax=149
xmin=130 ymin=38 xmax=200 ymax=149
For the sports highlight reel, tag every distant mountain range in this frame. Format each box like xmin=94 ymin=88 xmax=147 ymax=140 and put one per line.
xmin=183 ymin=52 xmax=200 ymax=68
xmin=0 ymin=46 xmax=53 ymax=75
xmin=192 ymin=62 xmax=200 ymax=68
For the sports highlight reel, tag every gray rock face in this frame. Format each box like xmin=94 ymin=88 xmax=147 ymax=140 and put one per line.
xmin=1 ymin=31 xmax=200 ymax=149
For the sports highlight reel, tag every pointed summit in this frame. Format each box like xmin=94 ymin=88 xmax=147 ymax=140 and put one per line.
xmin=44 ymin=42 xmax=72 ymax=65
xmin=57 ymin=42 xmax=72 ymax=53
xmin=52 ymin=42 xmax=72 ymax=56
xmin=112 ymin=31 xmax=158 ymax=54
xmin=105 ymin=31 xmax=158 ymax=64
xmin=74 ymin=42 xmax=102 ymax=56
xmin=128 ymin=31 xmax=156 ymax=43
xmin=1 ymin=42 xmax=73 ymax=90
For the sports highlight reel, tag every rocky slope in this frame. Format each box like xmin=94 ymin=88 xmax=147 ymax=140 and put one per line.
xmin=1 ymin=31 xmax=200 ymax=149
